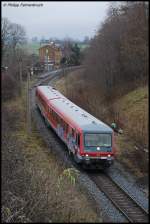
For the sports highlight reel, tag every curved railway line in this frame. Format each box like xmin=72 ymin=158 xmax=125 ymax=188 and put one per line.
xmin=89 ymin=172 xmax=148 ymax=223
xmin=31 ymin=69 xmax=149 ymax=223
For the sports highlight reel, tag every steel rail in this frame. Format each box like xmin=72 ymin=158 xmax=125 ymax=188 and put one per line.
xmin=106 ymin=173 xmax=149 ymax=214
xmin=89 ymin=173 xmax=149 ymax=223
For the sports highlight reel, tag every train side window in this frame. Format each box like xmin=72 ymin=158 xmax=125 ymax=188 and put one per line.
xmin=75 ymin=133 xmax=78 ymax=144
xmin=63 ymin=121 xmax=65 ymax=130
xmin=55 ymin=113 xmax=57 ymax=122
xmin=60 ymin=118 xmax=63 ymax=126
xmin=77 ymin=134 xmax=80 ymax=147
xmin=54 ymin=112 xmax=56 ymax=121
xmin=65 ymin=123 xmax=67 ymax=132
xmin=62 ymin=120 xmax=64 ymax=128
xmin=58 ymin=116 xmax=60 ymax=124
xmin=71 ymin=129 xmax=73 ymax=136
xmin=51 ymin=110 xmax=54 ymax=119
xmin=56 ymin=113 xmax=58 ymax=122
xmin=65 ymin=123 xmax=68 ymax=133
xmin=57 ymin=114 xmax=60 ymax=123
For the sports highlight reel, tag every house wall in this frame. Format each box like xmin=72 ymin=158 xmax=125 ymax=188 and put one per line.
xmin=39 ymin=44 xmax=62 ymax=69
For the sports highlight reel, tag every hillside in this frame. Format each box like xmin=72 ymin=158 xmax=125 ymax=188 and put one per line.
xmin=113 ymin=86 xmax=148 ymax=176
xmin=53 ymin=69 xmax=148 ymax=179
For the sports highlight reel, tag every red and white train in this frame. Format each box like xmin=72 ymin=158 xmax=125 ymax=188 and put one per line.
xmin=35 ymin=85 xmax=116 ymax=169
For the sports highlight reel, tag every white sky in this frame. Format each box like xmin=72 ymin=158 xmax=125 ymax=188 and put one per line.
xmin=2 ymin=1 xmax=109 ymax=40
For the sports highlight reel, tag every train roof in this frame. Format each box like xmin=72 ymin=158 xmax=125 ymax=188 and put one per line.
xmin=37 ymin=86 xmax=113 ymax=133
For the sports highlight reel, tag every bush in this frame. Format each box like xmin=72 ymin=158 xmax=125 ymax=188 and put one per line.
xmin=2 ymin=71 xmax=19 ymax=101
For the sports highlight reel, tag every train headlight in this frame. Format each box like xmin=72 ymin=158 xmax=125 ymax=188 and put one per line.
xmin=85 ymin=154 xmax=90 ymax=160
xmin=97 ymin=147 xmax=100 ymax=150
xmin=108 ymin=154 xmax=111 ymax=157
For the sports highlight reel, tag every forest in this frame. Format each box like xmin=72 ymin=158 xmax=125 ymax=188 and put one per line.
xmin=83 ymin=2 xmax=148 ymax=99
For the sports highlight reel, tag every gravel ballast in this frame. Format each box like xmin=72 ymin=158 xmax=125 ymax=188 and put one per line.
xmin=107 ymin=161 xmax=148 ymax=212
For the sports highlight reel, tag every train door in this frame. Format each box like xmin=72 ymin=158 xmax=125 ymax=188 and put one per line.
xmin=74 ymin=132 xmax=80 ymax=153
xmin=67 ymin=127 xmax=75 ymax=154
xmin=64 ymin=122 xmax=68 ymax=139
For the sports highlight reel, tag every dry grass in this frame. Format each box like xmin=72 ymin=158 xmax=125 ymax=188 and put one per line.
xmin=113 ymin=87 xmax=148 ymax=176
xmin=2 ymin=82 xmax=102 ymax=223
xmin=114 ymin=87 xmax=148 ymax=147
xmin=115 ymin=133 xmax=148 ymax=177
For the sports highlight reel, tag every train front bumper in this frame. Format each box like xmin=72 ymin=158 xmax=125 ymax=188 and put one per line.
xmin=76 ymin=154 xmax=114 ymax=165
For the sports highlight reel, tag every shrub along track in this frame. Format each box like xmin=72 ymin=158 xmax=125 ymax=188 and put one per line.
xmin=30 ymin=71 xmax=149 ymax=223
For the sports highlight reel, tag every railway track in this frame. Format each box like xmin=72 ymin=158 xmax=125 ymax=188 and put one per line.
xmin=89 ymin=172 xmax=149 ymax=223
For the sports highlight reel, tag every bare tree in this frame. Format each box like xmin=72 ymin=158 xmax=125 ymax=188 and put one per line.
xmin=2 ymin=18 xmax=11 ymax=60
xmin=9 ymin=23 xmax=27 ymax=53
xmin=84 ymin=1 xmax=148 ymax=99
xmin=2 ymin=18 xmax=29 ymax=100
xmin=2 ymin=18 xmax=27 ymax=54
xmin=62 ymin=40 xmax=73 ymax=60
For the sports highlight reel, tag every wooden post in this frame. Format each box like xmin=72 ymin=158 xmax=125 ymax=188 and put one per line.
xmin=19 ymin=61 xmax=22 ymax=96
xmin=27 ymin=70 xmax=31 ymax=135
xmin=63 ymin=64 xmax=65 ymax=76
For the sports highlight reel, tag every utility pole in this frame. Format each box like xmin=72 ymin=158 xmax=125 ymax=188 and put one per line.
xmin=19 ymin=59 xmax=22 ymax=97
xmin=46 ymin=49 xmax=49 ymax=71
xmin=63 ymin=64 xmax=64 ymax=75
xmin=27 ymin=69 xmax=31 ymax=135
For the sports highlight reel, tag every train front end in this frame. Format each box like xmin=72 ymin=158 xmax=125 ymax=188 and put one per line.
xmin=77 ymin=124 xmax=116 ymax=169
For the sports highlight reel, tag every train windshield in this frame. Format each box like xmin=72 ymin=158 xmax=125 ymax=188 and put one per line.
xmin=84 ymin=133 xmax=112 ymax=147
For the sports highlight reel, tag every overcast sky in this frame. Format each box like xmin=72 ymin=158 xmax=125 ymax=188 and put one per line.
xmin=2 ymin=1 xmax=109 ymax=41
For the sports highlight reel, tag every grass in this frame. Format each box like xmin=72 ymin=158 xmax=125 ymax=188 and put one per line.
xmin=113 ymin=86 xmax=148 ymax=177
xmin=115 ymin=86 xmax=148 ymax=147
xmin=2 ymin=79 xmax=102 ymax=223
